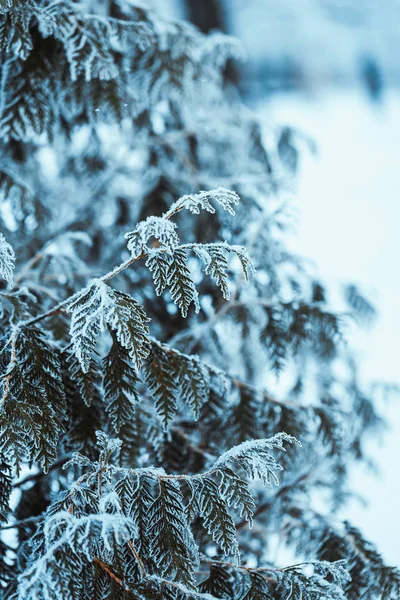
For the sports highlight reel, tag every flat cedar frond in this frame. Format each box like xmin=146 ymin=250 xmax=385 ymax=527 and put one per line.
xmin=103 ymin=338 xmax=140 ymax=433
xmin=0 ymin=459 xmax=12 ymax=523
xmin=0 ymin=326 xmax=66 ymax=472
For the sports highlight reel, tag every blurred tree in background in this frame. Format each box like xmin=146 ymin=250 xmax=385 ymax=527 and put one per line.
xmin=0 ymin=1 xmax=398 ymax=599
xmin=183 ymin=0 xmax=237 ymax=85
xmin=184 ymin=0 xmax=225 ymax=33
xmin=181 ymin=0 xmax=392 ymax=99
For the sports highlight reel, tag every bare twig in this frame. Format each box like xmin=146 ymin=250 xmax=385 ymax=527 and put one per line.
xmin=127 ymin=540 xmax=147 ymax=578
xmin=93 ymin=558 xmax=134 ymax=594
xmin=13 ymin=455 xmax=72 ymax=489
xmin=0 ymin=514 xmax=44 ymax=532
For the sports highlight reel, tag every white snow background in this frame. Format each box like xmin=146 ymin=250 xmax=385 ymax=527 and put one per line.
xmin=259 ymin=89 xmax=400 ymax=565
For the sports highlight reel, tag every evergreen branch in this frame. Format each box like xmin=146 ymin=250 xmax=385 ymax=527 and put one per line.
xmin=154 ymin=337 xmax=301 ymax=411
xmin=199 ymin=556 xmax=277 ymax=580
xmin=201 ymin=555 xmax=347 ymax=579
xmin=13 ymin=250 xmax=146 ymax=329
xmin=156 ymin=433 xmax=294 ymax=483
xmin=121 ymin=397 xmax=217 ymax=463
xmin=0 ymin=327 xmax=18 ymax=408
xmin=0 ymin=2 xmax=390 ymax=598
xmin=94 ymin=557 xmax=222 ymax=599
xmin=151 ymin=575 xmax=221 ymax=599
xmin=156 ymin=338 xmax=312 ymax=415
xmin=235 ymin=469 xmax=314 ymax=532
xmin=16 ymin=189 xmax=240 ymax=330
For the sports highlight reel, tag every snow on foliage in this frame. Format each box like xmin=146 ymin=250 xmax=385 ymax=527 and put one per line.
xmin=14 ymin=431 xmax=297 ymax=598
xmin=0 ymin=232 xmax=15 ymax=286
xmin=18 ymin=511 xmax=137 ymax=600
xmin=68 ymin=280 xmax=151 ymax=373
xmin=164 ymin=187 xmax=241 ymax=217
xmin=125 ymin=216 xmax=180 ymax=258
xmin=213 ymin=433 xmax=300 ymax=486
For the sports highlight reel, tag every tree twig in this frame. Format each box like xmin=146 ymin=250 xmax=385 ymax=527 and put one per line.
xmin=22 ymin=251 xmax=147 ymax=327
xmin=13 ymin=455 xmax=72 ymax=489
xmin=0 ymin=514 xmax=44 ymax=532
xmin=93 ymin=558 xmax=134 ymax=594
xmin=127 ymin=540 xmax=147 ymax=578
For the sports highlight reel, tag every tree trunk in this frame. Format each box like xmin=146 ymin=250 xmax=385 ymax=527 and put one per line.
xmin=183 ymin=0 xmax=238 ymax=84
xmin=184 ymin=0 xmax=226 ymax=34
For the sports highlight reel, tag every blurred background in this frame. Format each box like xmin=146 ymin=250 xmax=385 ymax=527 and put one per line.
xmin=157 ymin=0 xmax=400 ymax=564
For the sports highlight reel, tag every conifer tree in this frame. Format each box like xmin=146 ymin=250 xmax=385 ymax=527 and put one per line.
xmin=0 ymin=1 xmax=398 ymax=599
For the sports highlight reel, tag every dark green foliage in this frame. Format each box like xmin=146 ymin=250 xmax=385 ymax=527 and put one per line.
xmin=66 ymin=347 xmax=101 ymax=408
xmin=144 ymin=342 xmax=179 ymax=430
xmin=343 ymin=523 xmax=400 ymax=600
xmin=0 ymin=459 xmax=12 ymax=522
xmin=193 ymin=475 xmax=239 ymax=557
xmin=218 ymin=467 xmax=255 ymax=526
xmin=260 ymin=301 xmax=343 ymax=373
xmin=242 ymin=571 xmax=273 ymax=599
xmin=129 ymin=473 xmax=154 ymax=559
xmin=62 ymin=353 xmax=104 ymax=459
xmin=10 ymin=433 xmax=297 ymax=598
xmin=68 ymin=281 xmax=151 ymax=373
xmin=274 ymin=562 xmax=349 ymax=599
xmin=190 ymin=242 xmax=253 ymax=301
xmin=200 ymin=563 xmax=237 ymax=598
xmin=148 ymin=478 xmax=197 ymax=587
xmin=166 ymin=248 xmax=200 ymax=318
xmin=146 ymin=251 xmax=172 ymax=297
xmin=176 ymin=351 xmax=210 ymax=420
xmin=103 ymin=338 xmax=140 ymax=433
xmin=231 ymin=385 xmax=260 ymax=442
xmin=0 ymin=326 xmax=66 ymax=472
xmin=144 ymin=341 xmax=211 ymax=429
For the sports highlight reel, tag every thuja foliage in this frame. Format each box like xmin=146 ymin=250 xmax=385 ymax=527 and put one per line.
xmin=0 ymin=1 xmax=398 ymax=599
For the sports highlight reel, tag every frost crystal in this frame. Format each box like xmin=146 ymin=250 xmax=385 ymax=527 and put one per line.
xmin=165 ymin=187 xmax=240 ymax=217
xmin=125 ymin=216 xmax=180 ymax=258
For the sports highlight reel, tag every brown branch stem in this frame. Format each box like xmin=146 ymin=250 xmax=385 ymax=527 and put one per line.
xmin=93 ymin=558 xmax=134 ymax=594
xmin=127 ymin=540 xmax=147 ymax=578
